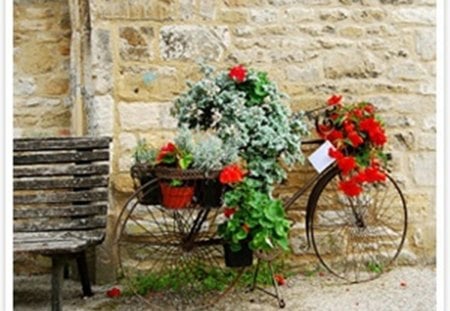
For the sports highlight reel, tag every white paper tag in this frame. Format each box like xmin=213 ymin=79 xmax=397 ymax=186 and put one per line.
xmin=308 ymin=140 xmax=336 ymax=174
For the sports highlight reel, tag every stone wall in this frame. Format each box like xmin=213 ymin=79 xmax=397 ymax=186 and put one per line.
xmin=13 ymin=0 xmax=436 ymax=283
xmin=14 ymin=0 xmax=72 ymax=137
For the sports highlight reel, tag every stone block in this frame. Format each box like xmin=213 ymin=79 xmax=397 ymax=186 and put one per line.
xmin=119 ymin=26 xmax=155 ymax=62
xmin=224 ymin=0 xmax=267 ymax=7
xmin=416 ymin=133 xmax=436 ymax=151
xmin=199 ymin=0 xmax=216 ymax=20
xmin=388 ymin=61 xmax=427 ymax=81
xmin=285 ymin=63 xmax=323 ymax=83
xmin=15 ymin=42 xmax=61 ymax=74
xmin=338 ymin=25 xmax=365 ymax=38
xmin=283 ymin=8 xmax=316 ymax=22
xmin=415 ymin=29 xmax=435 ymax=61
xmin=40 ymin=77 xmax=70 ymax=96
xmin=87 ymin=94 xmax=114 ymax=136
xmin=250 ymin=9 xmax=278 ymax=24
xmin=117 ymin=65 xmax=181 ymax=101
xmin=118 ymin=102 xmax=176 ymax=131
xmin=14 ymin=76 xmax=36 ymax=96
xmin=119 ymin=132 xmax=138 ymax=153
xmin=351 ymin=8 xmax=387 ymax=22
xmin=128 ymin=0 xmax=177 ymax=21
xmin=323 ymin=50 xmax=382 ymax=79
xmin=218 ymin=9 xmax=249 ymax=23
xmin=319 ymin=9 xmax=350 ymax=22
xmin=392 ymin=8 xmax=435 ymax=25
xmin=180 ymin=0 xmax=195 ymax=20
xmin=112 ymin=173 xmax=135 ymax=194
xmin=409 ymin=152 xmax=435 ymax=186
xmin=91 ymin=28 xmax=113 ymax=95
xmin=160 ymin=25 xmax=230 ymax=61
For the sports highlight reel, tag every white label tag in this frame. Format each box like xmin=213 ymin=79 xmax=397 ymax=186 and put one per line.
xmin=308 ymin=140 xmax=336 ymax=174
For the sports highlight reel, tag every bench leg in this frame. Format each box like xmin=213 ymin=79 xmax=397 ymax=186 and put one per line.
xmin=51 ymin=256 xmax=65 ymax=311
xmin=76 ymin=251 xmax=93 ymax=297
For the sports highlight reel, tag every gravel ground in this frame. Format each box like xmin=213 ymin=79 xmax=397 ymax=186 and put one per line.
xmin=14 ymin=265 xmax=435 ymax=311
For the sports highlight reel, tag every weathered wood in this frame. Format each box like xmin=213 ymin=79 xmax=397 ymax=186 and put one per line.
xmin=14 ymin=137 xmax=111 ymax=151
xmin=51 ymin=256 xmax=65 ymax=311
xmin=14 ymin=189 xmax=108 ymax=204
xmin=14 ymin=164 xmax=109 ymax=177
xmin=14 ymin=176 xmax=109 ymax=190
xmin=14 ymin=150 xmax=109 ymax=165
xmin=14 ymin=229 xmax=105 ymax=254
xmin=14 ymin=215 xmax=107 ymax=232
xmin=14 ymin=204 xmax=107 ymax=219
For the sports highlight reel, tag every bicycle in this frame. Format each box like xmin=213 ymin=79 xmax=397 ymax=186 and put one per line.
xmin=113 ymin=106 xmax=407 ymax=310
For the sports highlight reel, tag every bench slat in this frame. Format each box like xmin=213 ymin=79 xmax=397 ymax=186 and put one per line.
xmin=14 ymin=176 xmax=109 ymax=190
xmin=14 ymin=216 xmax=107 ymax=232
xmin=14 ymin=189 xmax=108 ymax=204
xmin=14 ymin=164 xmax=110 ymax=177
xmin=14 ymin=150 xmax=109 ymax=165
xmin=14 ymin=229 xmax=105 ymax=254
xmin=14 ymin=137 xmax=111 ymax=151
xmin=14 ymin=204 xmax=107 ymax=218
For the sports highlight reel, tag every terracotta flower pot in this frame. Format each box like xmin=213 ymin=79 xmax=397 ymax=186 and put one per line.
xmin=160 ymin=182 xmax=194 ymax=209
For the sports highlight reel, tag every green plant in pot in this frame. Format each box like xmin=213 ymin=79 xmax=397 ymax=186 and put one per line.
xmin=155 ymin=140 xmax=195 ymax=209
xmin=131 ymin=139 xmax=160 ymax=204
xmin=218 ymin=178 xmax=291 ymax=267
xmin=191 ymin=134 xmax=239 ymax=208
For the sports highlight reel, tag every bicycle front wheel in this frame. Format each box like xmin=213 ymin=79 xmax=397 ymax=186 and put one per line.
xmin=308 ymin=167 xmax=407 ymax=283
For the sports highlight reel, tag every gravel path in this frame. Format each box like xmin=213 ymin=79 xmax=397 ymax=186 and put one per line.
xmin=14 ymin=265 xmax=435 ymax=311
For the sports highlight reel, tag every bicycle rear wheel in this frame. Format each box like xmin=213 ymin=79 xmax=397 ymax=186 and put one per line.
xmin=114 ymin=179 xmax=245 ymax=310
xmin=308 ymin=167 xmax=407 ymax=283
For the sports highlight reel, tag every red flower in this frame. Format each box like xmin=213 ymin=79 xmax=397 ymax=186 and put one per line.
xmin=364 ymin=103 xmax=375 ymax=115
xmin=274 ymin=274 xmax=286 ymax=286
xmin=354 ymin=171 xmax=368 ymax=183
xmin=224 ymin=207 xmax=236 ymax=218
xmin=337 ymin=156 xmax=356 ymax=175
xmin=343 ymin=120 xmax=355 ymax=133
xmin=364 ymin=166 xmax=386 ymax=183
xmin=326 ymin=129 xmax=343 ymax=144
xmin=327 ymin=94 xmax=343 ymax=106
xmin=229 ymin=65 xmax=247 ymax=83
xmin=359 ymin=118 xmax=380 ymax=132
xmin=156 ymin=142 xmax=177 ymax=162
xmin=339 ymin=179 xmax=362 ymax=197
xmin=219 ymin=164 xmax=245 ymax=184
xmin=347 ymin=131 xmax=364 ymax=147
xmin=328 ymin=148 xmax=343 ymax=160
xmin=352 ymin=108 xmax=363 ymax=119
xmin=106 ymin=287 xmax=121 ymax=298
xmin=368 ymin=128 xmax=387 ymax=146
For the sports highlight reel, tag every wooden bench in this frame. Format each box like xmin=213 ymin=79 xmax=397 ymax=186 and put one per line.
xmin=13 ymin=136 xmax=112 ymax=311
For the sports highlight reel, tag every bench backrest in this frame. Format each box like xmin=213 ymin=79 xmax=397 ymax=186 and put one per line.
xmin=13 ymin=137 xmax=112 ymax=233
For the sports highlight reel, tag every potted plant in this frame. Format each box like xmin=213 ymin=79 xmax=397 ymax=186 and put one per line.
xmin=218 ymin=178 xmax=291 ymax=268
xmin=191 ymin=134 xmax=239 ymax=207
xmin=131 ymin=139 xmax=160 ymax=204
xmin=317 ymin=95 xmax=390 ymax=197
xmin=172 ymin=63 xmax=309 ymax=194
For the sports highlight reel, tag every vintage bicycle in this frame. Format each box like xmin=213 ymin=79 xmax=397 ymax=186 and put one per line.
xmin=113 ymin=105 xmax=407 ymax=310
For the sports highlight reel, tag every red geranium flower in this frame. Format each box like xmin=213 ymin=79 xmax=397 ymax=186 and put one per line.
xmin=347 ymin=131 xmax=364 ymax=147
xmin=364 ymin=103 xmax=375 ymax=114
xmin=352 ymin=108 xmax=363 ymax=119
xmin=327 ymin=94 xmax=343 ymax=106
xmin=219 ymin=164 xmax=245 ymax=184
xmin=156 ymin=142 xmax=177 ymax=162
xmin=339 ymin=179 xmax=362 ymax=197
xmin=224 ymin=207 xmax=236 ymax=218
xmin=337 ymin=156 xmax=357 ymax=175
xmin=328 ymin=148 xmax=343 ymax=160
xmin=326 ymin=129 xmax=343 ymax=144
xmin=368 ymin=128 xmax=387 ymax=146
xmin=229 ymin=65 xmax=247 ymax=83
xmin=106 ymin=287 xmax=121 ymax=298
xmin=364 ymin=166 xmax=386 ymax=182
xmin=359 ymin=118 xmax=380 ymax=133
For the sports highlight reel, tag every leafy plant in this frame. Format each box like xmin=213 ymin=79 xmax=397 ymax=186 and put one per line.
xmin=218 ymin=178 xmax=291 ymax=252
xmin=191 ymin=134 xmax=239 ymax=173
xmin=132 ymin=138 xmax=157 ymax=166
xmin=171 ymin=63 xmax=309 ymax=193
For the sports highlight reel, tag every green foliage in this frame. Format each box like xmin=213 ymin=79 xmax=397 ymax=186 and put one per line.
xmin=171 ymin=64 xmax=309 ymax=193
xmin=218 ymin=178 xmax=291 ymax=252
xmin=191 ymin=134 xmax=239 ymax=173
xmin=131 ymin=138 xmax=157 ymax=166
